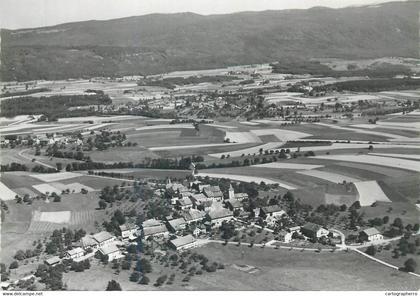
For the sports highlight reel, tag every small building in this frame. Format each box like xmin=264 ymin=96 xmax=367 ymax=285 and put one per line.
xmin=98 ymin=244 xmax=123 ymax=262
xmin=260 ymin=205 xmax=286 ymax=219
xmin=92 ymin=231 xmax=115 ymax=247
xmin=143 ymin=224 xmax=169 ymax=239
xmin=80 ymin=234 xmax=98 ymax=250
xmin=182 ymin=208 xmax=206 ymax=224
xmin=44 ymin=256 xmax=61 ymax=266
xmin=0 ymin=282 xmax=11 ymax=290
xmin=203 ymin=186 xmax=224 ymax=201
xmin=142 ymin=219 xmax=164 ymax=228
xmin=120 ymin=223 xmax=139 ymax=240
xmin=169 ymin=235 xmax=198 ymax=251
xmin=301 ymin=223 xmax=329 ymax=239
xmin=288 ymin=226 xmax=301 ymax=234
xmin=167 ymin=218 xmax=187 ymax=232
xmin=208 ymin=206 xmax=234 ymax=227
xmin=177 ymin=198 xmax=193 ymax=210
xmin=359 ymin=227 xmax=383 ymax=242
xmin=65 ymin=247 xmax=84 ymax=260
xmin=225 ymin=199 xmax=243 ymax=211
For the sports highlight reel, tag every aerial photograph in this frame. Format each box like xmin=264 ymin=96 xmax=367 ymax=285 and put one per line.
xmin=0 ymin=0 xmax=419 ymax=293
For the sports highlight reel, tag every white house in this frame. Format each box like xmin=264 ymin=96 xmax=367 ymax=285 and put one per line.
xmin=98 ymin=244 xmax=123 ymax=262
xmin=92 ymin=231 xmax=116 ymax=247
xmin=65 ymin=247 xmax=84 ymax=260
xmin=167 ymin=217 xmax=187 ymax=232
xmin=169 ymin=235 xmax=198 ymax=251
xmin=301 ymin=223 xmax=329 ymax=239
xmin=208 ymin=205 xmax=233 ymax=227
xmin=143 ymin=224 xmax=169 ymax=239
xmin=359 ymin=227 xmax=383 ymax=242
xmin=120 ymin=223 xmax=139 ymax=240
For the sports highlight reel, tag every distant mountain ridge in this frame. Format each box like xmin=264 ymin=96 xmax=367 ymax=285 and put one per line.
xmin=1 ymin=1 xmax=419 ymax=81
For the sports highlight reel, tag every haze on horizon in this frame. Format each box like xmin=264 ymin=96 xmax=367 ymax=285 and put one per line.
xmin=0 ymin=0 xmax=407 ymax=30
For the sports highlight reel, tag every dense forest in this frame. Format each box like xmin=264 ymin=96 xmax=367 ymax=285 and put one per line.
xmin=311 ymin=78 xmax=420 ymax=93
xmin=271 ymin=60 xmax=413 ymax=78
xmin=137 ymin=75 xmax=239 ymax=89
xmin=0 ymin=94 xmax=112 ymax=118
xmin=0 ymin=87 xmax=50 ymax=98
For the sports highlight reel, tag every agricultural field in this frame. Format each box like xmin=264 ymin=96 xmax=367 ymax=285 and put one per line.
xmin=183 ymin=243 xmax=419 ymax=290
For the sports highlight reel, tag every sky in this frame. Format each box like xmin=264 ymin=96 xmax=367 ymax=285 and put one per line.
xmin=0 ymin=0 xmax=406 ymax=29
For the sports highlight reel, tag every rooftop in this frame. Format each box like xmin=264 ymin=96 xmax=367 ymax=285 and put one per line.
xmin=361 ymin=227 xmax=381 ymax=236
xmin=170 ymin=235 xmax=196 ymax=248
xmin=99 ymin=243 xmax=120 ymax=255
xmin=143 ymin=224 xmax=168 ymax=236
xmin=93 ymin=231 xmax=114 ymax=243
xmin=142 ymin=218 xmax=163 ymax=228
xmin=66 ymin=247 xmax=84 ymax=256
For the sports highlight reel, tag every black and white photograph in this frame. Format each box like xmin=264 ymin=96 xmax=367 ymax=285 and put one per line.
xmin=0 ymin=0 xmax=419 ymax=293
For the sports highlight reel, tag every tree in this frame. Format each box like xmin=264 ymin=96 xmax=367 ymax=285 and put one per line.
xmin=56 ymin=163 xmax=63 ymax=171
xmin=155 ymin=275 xmax=167 ymax=286
xmin=130 ymin=272 xmax=141 ymax=282
xmin=393 ymin=218 xmax=403 ymax=229
xmin=403 ymin=258 xmax=417 ymax=272
xmin=365 ymin=246 xmax=376 ymax=256
xmin=9 ymin=261 xmax=18 ymax=269
xmin=139 ymin=275 xmax=150 ymax=285
xmin=98 ymin=200 xmax=107 ymax=209
xmin=106 ymin=280 xmax=122 ymax=291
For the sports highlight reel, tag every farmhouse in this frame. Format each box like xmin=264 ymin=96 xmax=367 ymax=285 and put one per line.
xmin=169 ymin=235 xmax=198 ymax=251
xmin=225 ymin=199 xmax=243 ymax=211
xmin=182 ymin=208 xmax=206 ymax=224
xmin=177 ymin=198 xmax=193 ymax=210
xmin=203 ymin=186 xmax=224 ymax=201
xmin=189 ymin=193 xmax=213 ymax=210
xmin=92 ymin=231 xmax=116 ymax=247
xmin=142 ymin=218 xmax=164 ymax=228
xmin=359 ymin=227 xmax=383 ymax=242
xmin=260 ymin=205 xmax=286 ymax=218
xmin=44 ymin=256 xmax=61 ymax=266
xmin=301 ymin=223 xmax=329 ymax=239
xmin=120 ymin=223 xmax=139 ymax=240
xmin=98 ymin=244 xmax=123 ymax=262
xmin=167 ymin=217 xmax=187 ymax=232
xmin=80 ymin=235 xmax=98 ymax=249
xmin=143 ymin=224 xmax=169 ymax=239
xmin=65 ymin=247 xmax=84 ymax=259
xmin=208 ymin=206 xmax=234 ymax=227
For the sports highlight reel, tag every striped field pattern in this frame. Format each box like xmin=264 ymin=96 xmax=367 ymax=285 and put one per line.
xmin=27 ymin=210 xmax=97 ymax=233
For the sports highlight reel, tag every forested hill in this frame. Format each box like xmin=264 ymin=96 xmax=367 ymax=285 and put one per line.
xmin=1 ymin=1 xmax=419 ymax=81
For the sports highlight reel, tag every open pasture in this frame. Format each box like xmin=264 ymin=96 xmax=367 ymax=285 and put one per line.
xmin=135 ymin=123 xmax=194 ymax=131
xmin=49 ymin=182 xmax=95 ymax=192
xmin=87 ymin=147 xmax=159 ymax=162
xmin=354 ymin=181 xmax=391 ymax=206
xmin=253 ymin=162 xmax=324 ymax=170
xmin=0 ymin=181 xmax=18 ymax=200
xmin=250 ymin=128 xmax=311 ymax=141
xmin=208 ymin=142 xmax=282 ymax=158
xmin=278 ymin=123 xmax=391 ymax=142
xmin=332 ymin=162 xmax=413 ymax=178
xmin=32 ymin=183 xmax=61 ymax=195
xmin=297 ymin=169 xmax=361 ymax=184
xmin=225 ymin=131 xmax=260 ymax=143
xmin=29 ymin=172 xmax=83 ymax=182
xmin=189 ymin=243 xmax=419 ymax=290
xmin=378 ymin=174 xmax=420 ymax=204
xmin=313 ymin=154 xmax=420 ymax=172
xmin=195 ymin=172 xmax=296 ymax=189
xmin=369 ymin=153 xmax=420 ymax=160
